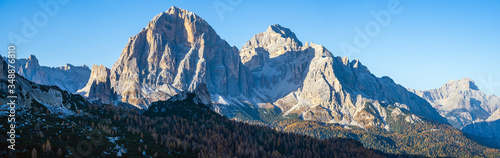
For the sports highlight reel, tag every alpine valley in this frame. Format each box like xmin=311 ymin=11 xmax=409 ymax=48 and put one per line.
xmin=1 ymin=6 xmax=499 ymax=158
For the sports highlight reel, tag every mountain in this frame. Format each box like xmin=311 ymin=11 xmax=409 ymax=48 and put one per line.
xmin=409 ymin=78 xmax=500 ymax=129
xmin=239 ymin=24 xmax=447 ymax=128
xmin=409 ymin=78 xmax=500 ymax=148
xmin=6 ymin=55 xmax=91 ymax=93
xmin=79 ymin=6 xmax=253 ymax=109
xmin=3 ymin=6 xmax=498 ymax=156
xmin=80 ymin=6 xmax=447 ymax=130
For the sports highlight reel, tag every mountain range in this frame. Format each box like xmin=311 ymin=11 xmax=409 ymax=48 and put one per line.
xmin=2 ymin=6 xmax=500 ymax=157
xmin=78 ymin=6 xmax=447 ymax=130
xmin=5 ymin=55 xmax=91 ymax=93
xmin=410 ymin=78 xmax=500 ymax=148
xmin=409 ymin=78 xmax=500 ymax=129
xmin=2 ymin=53 xmax=413 ymax=157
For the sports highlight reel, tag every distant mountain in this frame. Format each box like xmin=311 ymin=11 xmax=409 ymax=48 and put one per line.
xmin=0 ymin=55 xmax=87 ymax=118
xmin=79 ymin=6 xmax=447 ymax=130
xmin=409 ymin=78 xmax=500 ymax=148
xmin=409 ymin=78 xmax=500 ymax=129
xmin=6 ymin=55 xmax=91 ymax=93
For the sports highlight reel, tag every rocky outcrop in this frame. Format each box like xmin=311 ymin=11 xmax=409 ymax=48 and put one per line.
xmin=76 ymin=65 xmax=117 ymax=105
xmin=193 ymin=83 xmax=211 ymax=105
xmin=409 ymin=78 xmax=500 ymax=129
xmin=8 ymin=55 xmax=91 ymax=93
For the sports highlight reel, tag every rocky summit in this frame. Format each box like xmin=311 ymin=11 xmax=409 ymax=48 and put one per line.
xmin=80 ymin=6 xmax=253 ymax=108
xmin=76 ymin=64 xmax=117 ymax=105
xmin=239 ymin=23 xmax=446 ymax=128
xmin=79 ymin=6 xmax=447 ymax=129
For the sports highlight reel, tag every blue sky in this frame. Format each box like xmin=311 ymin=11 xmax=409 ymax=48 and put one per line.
xmin=1 ymin=0 xmax=499 ymax=96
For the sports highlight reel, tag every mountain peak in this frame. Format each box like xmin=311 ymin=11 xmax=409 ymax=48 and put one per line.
xmin=148 ymin=5 xmax=203 ymax=31
xmin=445 ymin=78 xmax=479 ymax=91
xmin=165 ymin=5 xmax=193 ymax=16
xmin=28 ymin=54 xmax=38 ymax=61
xmin=95 ymin=6 xmax=249 ymax=107
xmin=241 ymin=24 xmax=303 ymax=55
xmin=266 ymin=24 xmax=302 ymax=46
xmin=168 ymin=5 xmax=180 ymax=11
xmin=25 ymin=54 xmax=40 ymax=70
xmin=460 ymin=77 xmax=474 ymax=82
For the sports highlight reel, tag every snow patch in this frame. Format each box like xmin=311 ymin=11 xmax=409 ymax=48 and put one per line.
xmin=107 ymin=136 xmax=119 ymax=143
xmin=114 ymin=144 xmax=127 ymax=157
xmin=37 ymin=100 xmax=75 ymax=117
xmin=212 ymin=94 xmax=230 ymax=105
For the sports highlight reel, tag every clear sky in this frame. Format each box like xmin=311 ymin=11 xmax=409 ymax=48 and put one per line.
xmin=1 ymin=0 xmax=499 ymax=96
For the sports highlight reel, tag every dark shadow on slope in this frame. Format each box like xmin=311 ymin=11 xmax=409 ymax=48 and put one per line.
xmin=462 ymin=119 xmax=500 ymax=149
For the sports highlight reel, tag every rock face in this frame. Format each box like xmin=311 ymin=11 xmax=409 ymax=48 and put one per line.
xmin=409 ymin=78 xmax=500 ymax=129
xmin=79 ymin=6 xmax=252 ymax=109
xmin=488 ymin=109 xmax=500 ymax=122
xmin=163 ymin=83 xmax=212 ymax=106
xmin=8 ymin=55 xmax=91 ymax=93
xmin=76 ymin=65 xmax=117 ymax=105
xmin=80 ymin=6 xmax=447 ymax=129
